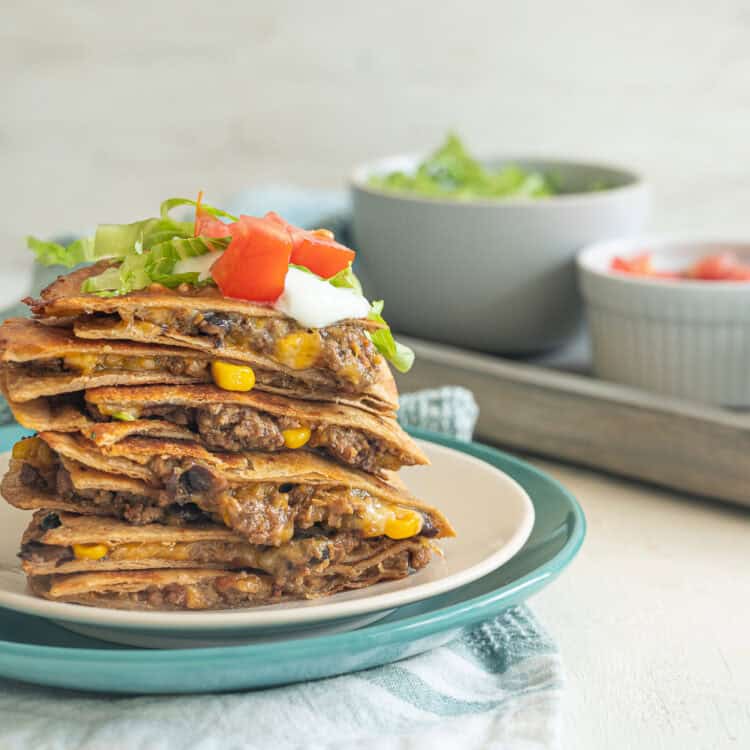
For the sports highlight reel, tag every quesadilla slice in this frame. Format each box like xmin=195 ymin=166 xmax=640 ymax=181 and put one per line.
xmin=0 ymin=318 xmax=396 ymax=415
xmin=7 ymin=434 xmax=455 ymax=547
xmin=84 ymin=384 xmax=427 ymax=474
xmin=20 ymin=510 xmax=433 ymax=590
xmin=26 ymin=265 xmax=399 ymax=408
xmin=28 ymin=526 xmax=433 ymax=610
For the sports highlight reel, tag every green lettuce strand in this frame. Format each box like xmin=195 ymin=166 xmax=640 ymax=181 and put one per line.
xmin=368 ymin=300 xmax=415 ymax=373
xmin=27 ymin=235 xmax=98 ymax=268
xmin=160 ymin=197 xmax=238 ymax=223
xmin=110 ymin=411 xmax=136 ymax=422
xmin=328 ymin=264 xmax=363 ymax=295
xmin=93 ymin=216 xmax=194 ymax=259
xmin=81 ymin=235 xmax=229 ymax=296
xmin=149 ymin=234 xmax=230 ymax=259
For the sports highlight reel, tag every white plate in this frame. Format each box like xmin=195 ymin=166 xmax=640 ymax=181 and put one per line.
xmin=0 ymin=440 xmax=534 ymax=646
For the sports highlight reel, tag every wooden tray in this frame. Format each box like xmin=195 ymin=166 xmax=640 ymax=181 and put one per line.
xmin=396 ymin=334 xmax=750 ymax=508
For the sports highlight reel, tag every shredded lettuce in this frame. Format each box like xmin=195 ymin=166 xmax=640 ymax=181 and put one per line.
xmin=328 ymin=264 xmax=363 ymax=295
xmin=370 ymin=133 xmax=557 ymax=200
xmin=81 ymin=235 xmax=229 ymax=296
xmin=160 ymin=197 xmax=237 ymax=223
xmin=289 ymin=262 xmax=363 ymax=296
xmin=27 ymin=235 xmax=98 ymax=268
xmin=368 ymin=300 xmax=414 ymax=373
xmin=110 ymin=411 xmax=136 ymax=422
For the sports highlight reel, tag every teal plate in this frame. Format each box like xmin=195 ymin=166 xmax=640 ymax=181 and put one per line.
xmin=0 ymin=425 xmax=585 ymax=694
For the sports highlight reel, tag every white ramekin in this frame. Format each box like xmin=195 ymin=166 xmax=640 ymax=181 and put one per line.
xmin=577 ymin=236 xmax=750 ymax=407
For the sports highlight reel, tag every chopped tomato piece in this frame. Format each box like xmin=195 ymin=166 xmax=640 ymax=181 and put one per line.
xmin=610 ymin=252 xmax=654 ymax=276
xmin=610 ymin=249 xmax=750 ymax=281
xmin=211 ymin=216 xmax=292 ymax=301
xmin=685 ymin=253 xmax=750 ymax=281
xmin=290 ymin=234 xmax=355 ymax=278
xmin=195 ymin=212 xmax=232 ymax=239
xmin=263 ymin=211 xmax=355 ymax=278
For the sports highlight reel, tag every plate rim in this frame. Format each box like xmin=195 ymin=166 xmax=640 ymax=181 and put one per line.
xmin=0 ymin=426 xmax=586 ymax=660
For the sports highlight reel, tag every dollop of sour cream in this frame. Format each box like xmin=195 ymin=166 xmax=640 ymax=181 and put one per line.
xmin=173 ymin=252 xmax=218 ymax=281
xmin=274 ymin=267 xmax=370 ymax=328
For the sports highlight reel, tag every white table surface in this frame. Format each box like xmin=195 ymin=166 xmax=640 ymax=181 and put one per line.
xmin=526 ymin=455 xmax=750 ymax=750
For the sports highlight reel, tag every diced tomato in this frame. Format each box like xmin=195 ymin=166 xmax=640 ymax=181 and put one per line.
xmin=210 ymin=216 xmax=292 ymax=301
xmin=610 ymin=252 xmax=654 ymax=276
xmin=290 ymin=233 xmax=355 ymax=278
xmin=685 ymin=252 xmax=750 ymax=281
xmin=263 ymin=211 xmax=355 ymax=278
xmin=611 ymin=249 xmax=750 ymax=281
xmin=195 ymin=211 xmax=232 ymax=239
xmin=264 ymin=211 xmax=294 ymax=232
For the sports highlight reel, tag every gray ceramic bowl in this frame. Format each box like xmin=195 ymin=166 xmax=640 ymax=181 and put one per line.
xmin=351 ymin=155 xmax=649 ymax=354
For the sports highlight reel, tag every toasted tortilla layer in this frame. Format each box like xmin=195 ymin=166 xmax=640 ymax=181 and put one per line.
xmin=0 ymin=318 xmax=213 ymax=402
xmin=2 ymin=457 xmax=210 ymax=526
xmin=84 ymin=384 xmax=427 ymax=472
xmin=25 ymin=266 xmax=398 ymax=409
xmin=7 ymin=433 xmax=454 ymax=545
xmin=21 ymin=510 xmax=424 ymax=579
xmin=0 ymin=318 xmax=397 ymax=414
xmin=27 ymin=536 xmax=432 ymax=609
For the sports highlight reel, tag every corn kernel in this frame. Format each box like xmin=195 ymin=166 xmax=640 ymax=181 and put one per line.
xmin=274 ymin=331 xmax=321 ymax=370
xmin=313 ymin=228 xmax=335 ymax=239
xmin=12 ymin=436 xmax=55 ymax=467
xmin=282 ymin=427 xmax=311 ymax=449
xmin=384 ymin=510 xmax=423 ymax=540
xmin=12 ymin=437 xmax=40 ymax=461
xmin=211 ymin=361 xmax=256 ymax=392
xmin=72 ymin=543 xmax=109 ymax=560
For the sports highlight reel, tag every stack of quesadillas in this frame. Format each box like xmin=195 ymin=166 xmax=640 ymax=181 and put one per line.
xmin=0 ymin=202 xmax=454 ymax=610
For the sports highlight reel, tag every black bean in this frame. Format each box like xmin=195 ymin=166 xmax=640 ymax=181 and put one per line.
xmin=180 ymin=465 xmax=214 ymax=493
xmin=419 ymin=515 xmax=439 ymax=538
xmin=278 ymin=483 xmax=295 ymax=493
xmin=173 ymin=502 xmax=209 ymax=523
xmin=40 ymin=512 xmax=61 ymax=531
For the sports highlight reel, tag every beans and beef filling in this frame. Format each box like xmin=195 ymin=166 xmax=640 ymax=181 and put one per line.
xmin=88 ymin=401 xmax=405 ymax=473
xmin=115 ymin=306 xmax=381 ymax=391
xmin=34 ymin=543 xmax=431 ymax=609
xmin=156 ymin=462 xmax=436 ymax=547
xmin=20 ymin=522 xmax=375 ymax=579
xmin=15 ymin=453 xmax=435 ymax=547
xmin=16 ymin=354 xmax=212 ymax=379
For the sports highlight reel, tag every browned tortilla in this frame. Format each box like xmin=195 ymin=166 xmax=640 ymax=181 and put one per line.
xmin=28 ymin=532 xmax=433 ymax=609
xmin=84 ymin=384 xmax=427 ymax=465
xmin=0 ymin=317 xmax=397 ymax=415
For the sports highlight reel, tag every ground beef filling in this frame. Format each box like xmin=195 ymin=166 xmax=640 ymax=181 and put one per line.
xmin=18 ymin=355 xmax=211 ymax=380
xmin=17 ymin=458 xmax=209 ymax=526
xmin=92 ymin=401 xmax=403 ymax=473
xmin=151 ymin=460 xmax=436 ymax=546
xmin=122 ymin=307 xmax=381 ymax=392
xmin=20 ymin=541 xmax=74 ymax=566
xmin=59 ymin=544 xmax=431 ymax=609
xmin=18 ymin=456 xmax=434 ymax=547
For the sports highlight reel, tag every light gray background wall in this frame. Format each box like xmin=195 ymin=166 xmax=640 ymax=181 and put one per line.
xmin=4 ymin=0 xmax=750 ymax=264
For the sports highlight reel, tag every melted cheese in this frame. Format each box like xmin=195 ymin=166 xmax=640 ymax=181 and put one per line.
xmin=274 ymin=331 xmax=322 ymax=370
xmin=63 ymin=353 xmax=163 ymax=375
xmin=110 ymin=542 xmax=193 ymax=562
